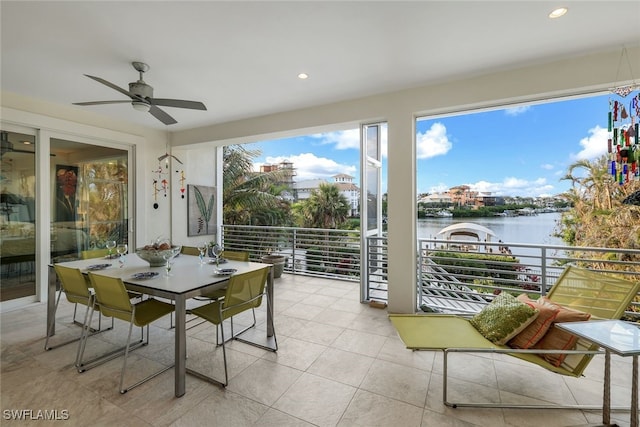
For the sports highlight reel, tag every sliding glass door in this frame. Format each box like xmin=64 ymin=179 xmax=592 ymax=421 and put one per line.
xmin=50 ymin=138 xmax=129 ymax=264
xmin=0 ymin=127 xmax=37 ymax=302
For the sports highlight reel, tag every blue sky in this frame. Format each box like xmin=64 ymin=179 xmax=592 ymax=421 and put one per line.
xmin=248 ymin=92 xmax=630 ymax=197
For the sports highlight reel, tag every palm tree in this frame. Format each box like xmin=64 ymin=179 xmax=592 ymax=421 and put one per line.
xmin=222 ymin=145 xmax=291 ymax=226
xmin=300 ymin=183 xmax=350 ymax=229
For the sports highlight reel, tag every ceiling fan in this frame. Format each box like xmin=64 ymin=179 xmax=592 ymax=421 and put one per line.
xmin=0 ymin=131 xmax=54 ymax=157
xmin=73 ymin=62 xmax=207 ymax=125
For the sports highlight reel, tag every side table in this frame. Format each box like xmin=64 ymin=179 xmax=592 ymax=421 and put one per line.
xmin=557 ymin=320 xmax=639 ymax=427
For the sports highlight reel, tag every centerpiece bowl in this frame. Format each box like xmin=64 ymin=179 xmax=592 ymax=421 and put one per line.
xmin=135 ymin=245 xmax=181 ymax=267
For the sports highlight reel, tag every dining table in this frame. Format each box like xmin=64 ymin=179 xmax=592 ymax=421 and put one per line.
xmin=48 ymin=252 xmax=274 ymax=397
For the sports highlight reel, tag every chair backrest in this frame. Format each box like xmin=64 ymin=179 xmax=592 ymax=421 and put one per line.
xmin=181 ymin=246 xmax=200 ymax=256
xmin=544 ymin=266 xmax=640 ymax=376
xmin=81 ymin=248 xmax=109 ymax=259
xmin=547 ymin=266 xmax=640 ymax=320
xmin=222 ymin=267 xmax=269 ymax=320
xmin=222 ymin=250 xmax=249 ymax=262
xmin=54 ymin=264 xmax=92 ymax=304
xmin=87 ymin=273 xmax=133 ymax=322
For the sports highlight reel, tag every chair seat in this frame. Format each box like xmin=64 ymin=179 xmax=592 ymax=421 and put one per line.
xmin=132 ymin=299 xmax=175 ymax=327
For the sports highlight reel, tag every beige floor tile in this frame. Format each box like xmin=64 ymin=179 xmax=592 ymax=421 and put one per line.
xmin=308 ymin=347 xmax=375 ymax=387
xmin=338 ymin=389 xmax=424 ymax=426
xmin=273 ymin=372 xmax=357 ymax=427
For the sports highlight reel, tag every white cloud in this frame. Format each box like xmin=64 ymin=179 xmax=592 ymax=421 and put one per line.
xmin=259 ymin=153 xmax=356 ymax=181
xmin=416 ymin=122 xmax=452 ymax=159
xmin=540 ymin=163 xmax=554 ymax=170
xmin=505 ymin=105 xmax=531 ymax=116
xmin=465 ymin=177 xmax=554 ymax=198
xmin=310 ymin=129 xmax=359 ymax=150
xmin=310 ymin=126 xmax=389 ymax=159
xmin=573 ymin=125 xmax=608 ymax=160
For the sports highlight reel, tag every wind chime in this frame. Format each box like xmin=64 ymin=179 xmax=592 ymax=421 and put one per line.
xmin=608 ymin=91 xmax=640 ymax=185
xmin=608 ymin=47 xmax=639 ymax=186
xmin=152 ymin=143 xmax=186 ymax=209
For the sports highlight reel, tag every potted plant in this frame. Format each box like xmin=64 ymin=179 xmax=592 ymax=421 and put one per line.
xmin=261 ymin=252 xmax=287 ymax=278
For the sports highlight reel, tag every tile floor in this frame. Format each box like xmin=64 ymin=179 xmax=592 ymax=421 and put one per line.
xmin=1 ymin=273 xmax=636 ymax=426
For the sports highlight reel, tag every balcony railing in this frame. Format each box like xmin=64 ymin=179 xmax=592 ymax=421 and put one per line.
xmin=221 ymin=225 xmax=640 ymax=319
xmin=221 ymin=225 xmax=361 ymax=280
xmin=418 ymin=238 xmax=640 ymax=319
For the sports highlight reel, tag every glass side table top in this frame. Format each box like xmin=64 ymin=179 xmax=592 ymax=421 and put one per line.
xmin=557 ymin=319 xmax=640 ymax=357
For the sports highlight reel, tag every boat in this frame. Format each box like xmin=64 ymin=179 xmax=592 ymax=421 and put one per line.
xmin=435 ymin=222 xmax=497 ymax=252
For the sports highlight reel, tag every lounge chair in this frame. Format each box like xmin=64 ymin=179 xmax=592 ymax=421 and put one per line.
xmin=389 ymin=265 xmax=640 ymax=409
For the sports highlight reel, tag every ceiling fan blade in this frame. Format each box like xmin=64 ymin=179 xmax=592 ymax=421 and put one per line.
xmin=73 ymin=100 xmax=131 ymax=106
xmin=150 ymin=98 xmax=207 ymax=111
xmin=149 ymin=105 xmax=177 ymax=125
xmin=84 ymin=74 xmax=135 ymax=99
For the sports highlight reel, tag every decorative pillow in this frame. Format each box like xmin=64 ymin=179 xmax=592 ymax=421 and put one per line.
xmin=470 ymin=293 xmax=539 ymax=345
xmin=533 ymin=297 xmax=592 ymax=366
xmin=538 ymin=297 xmax=591 ymax=322
xmin=509 ymin=294 xmax=559 ymax=349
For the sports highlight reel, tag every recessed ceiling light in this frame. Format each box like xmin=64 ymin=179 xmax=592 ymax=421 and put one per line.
xmin=549 ymin=7 xmax=568 ymax=19
xmin=21 ymin=141 xmax=32 ymax=145
xmin=298 ymin=73 xmax=309 ymax=80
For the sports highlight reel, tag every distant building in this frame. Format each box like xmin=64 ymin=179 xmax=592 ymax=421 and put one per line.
xmin=332 ymin=174 xmax=360 ymax=216
xmin=260 ymin=161 xmax=296 ymax=201
xmin=293 ymin=174 xmax=360 ymax=216
xmin=418 ymin=193 xmax=452 ymax=205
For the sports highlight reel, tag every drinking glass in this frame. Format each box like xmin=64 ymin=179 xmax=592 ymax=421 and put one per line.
xmin=163 ymin=252 xmax=174 ymax=276
xmin=212 ymin=244 xmax=223 ymax=266
xmin=105 ymin=240 xmax=116 ymax=259
xmin=197 ymin=242 xmax=207 ymax=264
xmin=116 ymin=243 xmax=128 ymax=268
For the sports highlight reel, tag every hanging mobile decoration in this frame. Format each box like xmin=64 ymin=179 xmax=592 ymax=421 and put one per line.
xmin=152 ymin=178 xmax=160 ymax=209
xmin=177 ymin=170 xmax=186 ymax=199
xmin=151 ymin=163 xmax=168 ymax=209
xmin=607 ymin=47 xmax=640 ymax=185
xmin=607 ymin=91 xmax=639 ymax=185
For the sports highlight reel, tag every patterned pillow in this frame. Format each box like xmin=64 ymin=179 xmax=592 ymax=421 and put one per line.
xmin=470 ymin=293 xmax=539 ymax=345
xmin=533 ymin=297 xmax=592 ymax=367
xmin=509 ymin=294 xmax=559 ymax=349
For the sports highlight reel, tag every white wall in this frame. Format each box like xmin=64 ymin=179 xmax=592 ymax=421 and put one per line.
xmin=170 ymin=145 xmax=217 ymax=248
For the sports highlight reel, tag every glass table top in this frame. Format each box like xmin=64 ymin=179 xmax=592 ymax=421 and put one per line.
xmin=557 ymin=320 xmax=640 ymax=356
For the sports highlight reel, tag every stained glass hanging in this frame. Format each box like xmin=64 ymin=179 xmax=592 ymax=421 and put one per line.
xmin=608 ymin=91 xmax=640 ymax=185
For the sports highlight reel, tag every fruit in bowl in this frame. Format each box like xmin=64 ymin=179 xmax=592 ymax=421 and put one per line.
xmin=135 ymin=243 xmax=181 ymax=267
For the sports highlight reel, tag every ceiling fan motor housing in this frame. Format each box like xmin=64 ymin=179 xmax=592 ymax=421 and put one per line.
xmin=129 ymin=81 xmax=153 ymax=99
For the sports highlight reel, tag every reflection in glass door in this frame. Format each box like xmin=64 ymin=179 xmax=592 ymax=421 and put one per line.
xmin=0 ymin=129 xmax=37 ymax=302
xmin=50 ymin=139 xmax=128 ymax=264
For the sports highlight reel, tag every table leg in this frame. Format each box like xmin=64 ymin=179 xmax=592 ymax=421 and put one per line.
xmin=47 ymin=265 xmax=57 ymax=336
xmin=174 ymin=295 xmax=186 ymax=397
xmin=604 ymin=349 xmax=611 ymax=426
xmin=267 ymin=266 xmax=274 ymax=337
xmin=632 ymin=355 xmax=638 ymax=427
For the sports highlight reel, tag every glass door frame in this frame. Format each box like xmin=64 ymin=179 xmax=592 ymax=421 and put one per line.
xmin=0 ymin=123 xmax=39 ymax=310
xmin=360 ymin=122 xmax=384 ymax=302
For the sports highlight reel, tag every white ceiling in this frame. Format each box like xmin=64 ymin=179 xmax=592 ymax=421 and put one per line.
xmin=2 ymin=1 xmax=639 ymax=131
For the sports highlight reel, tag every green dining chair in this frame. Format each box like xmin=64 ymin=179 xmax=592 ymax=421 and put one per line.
xmin=81 ymin=248 xmax=109 ymax=259
xmin=80 ymin=272 xmax=175 ymax=393
xmin=188 ymin=266 xmax=276 ymax=386
xmin=180 ymin=246 xmax=200 ymax=256
xmin=45 ymin=265 xmax=113 ymax=364
xmin=189 ymin=251 xmax=256 ymax=333
xmin=221 ymin=250 xmax=249 ymax=262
